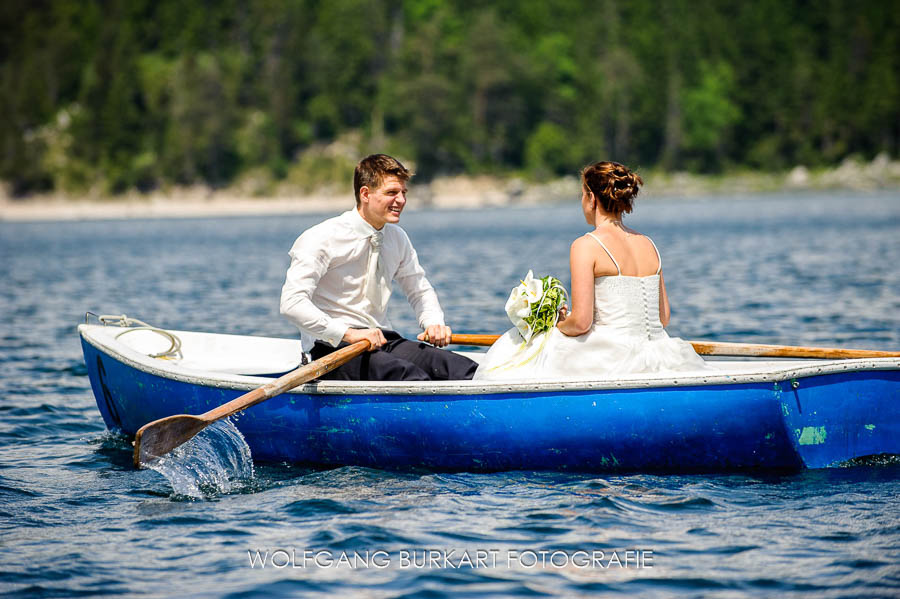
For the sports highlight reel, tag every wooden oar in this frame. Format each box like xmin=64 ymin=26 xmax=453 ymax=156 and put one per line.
xmin=687 ymin=340 xmax=900 ymax=359
xmin=132 ymin=339 xmax=371 ymax=468
xmin=448 ymin=333 xmax=900 ymax=359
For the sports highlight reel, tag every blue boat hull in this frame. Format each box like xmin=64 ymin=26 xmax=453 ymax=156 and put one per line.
xmin=81 ymin=333 xmax=899 ymax=472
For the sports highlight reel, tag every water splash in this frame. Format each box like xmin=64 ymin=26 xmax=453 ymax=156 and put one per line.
xmin=146 ymin=418 xmax=254 ymax=499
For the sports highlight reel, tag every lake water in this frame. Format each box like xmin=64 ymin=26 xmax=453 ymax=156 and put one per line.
xmin=1 ymin=192 xmax=899 ymax=597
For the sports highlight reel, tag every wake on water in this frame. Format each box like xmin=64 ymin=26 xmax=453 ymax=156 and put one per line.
xmin=145 ymin=418 xmax=255 ymax=499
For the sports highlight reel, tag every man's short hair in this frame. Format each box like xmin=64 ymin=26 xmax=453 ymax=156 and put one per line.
xmin=354 ymin=154 xmax=412 ymax=205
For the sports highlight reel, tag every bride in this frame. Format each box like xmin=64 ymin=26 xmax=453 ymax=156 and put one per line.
xmin=474 ymin=161 xmax=707 ymax=380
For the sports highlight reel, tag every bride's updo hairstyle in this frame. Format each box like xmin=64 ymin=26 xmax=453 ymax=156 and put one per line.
xmin=581 ymin=161 xmax=643 ymax=215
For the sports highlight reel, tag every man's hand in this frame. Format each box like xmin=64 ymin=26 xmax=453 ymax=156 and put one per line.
xmin=343 ymin=327 xmax=386 ymax=350
xmin=418 ymin=324 xmax=452 ymax=347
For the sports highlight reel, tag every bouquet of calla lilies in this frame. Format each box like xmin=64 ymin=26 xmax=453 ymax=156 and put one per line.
xmin=504 ymin=270 xmax=568 ymax=342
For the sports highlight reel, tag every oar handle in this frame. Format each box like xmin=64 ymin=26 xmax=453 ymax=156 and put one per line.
xmin=447 ymin=334 xmax=899 ymax=359
xmin=447 ymin=333 xmax=504 ymax=347
xmin=204 ymin=340 xmax=371 ymax=422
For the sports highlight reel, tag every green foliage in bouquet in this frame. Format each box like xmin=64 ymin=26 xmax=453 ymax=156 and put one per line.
xmin=505 ymin=270 xmax=568 ymax=341
xmin=528 ymin=276 xmax=567 ymax=335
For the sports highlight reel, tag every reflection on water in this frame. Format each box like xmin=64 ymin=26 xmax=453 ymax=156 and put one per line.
xmin=145 ymin=419 xmax=254 ymax=499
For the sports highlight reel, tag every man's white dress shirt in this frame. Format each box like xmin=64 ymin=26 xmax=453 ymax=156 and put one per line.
xmin=280 ymin=209 xmax=445 ymax=352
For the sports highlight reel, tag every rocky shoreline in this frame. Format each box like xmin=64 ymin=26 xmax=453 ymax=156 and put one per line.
xmin=3 ymin=155 xmax=898 ymax=222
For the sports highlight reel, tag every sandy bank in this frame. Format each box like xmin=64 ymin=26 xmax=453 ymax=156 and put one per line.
xmin=0 ymin=177 xmax=572 ymax=222
xmin=0 ymin=192 xmax=344 ymax=222
xmin=3 ymin=155 xmax=899 ymax=222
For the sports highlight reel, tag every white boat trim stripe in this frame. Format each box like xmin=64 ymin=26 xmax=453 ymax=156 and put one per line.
xmin=79 ymin=325 xmax=900 ymax=396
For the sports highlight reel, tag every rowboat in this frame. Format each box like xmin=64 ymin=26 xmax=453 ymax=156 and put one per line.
xmin=78 ymin=319 xmax=900 ymax=472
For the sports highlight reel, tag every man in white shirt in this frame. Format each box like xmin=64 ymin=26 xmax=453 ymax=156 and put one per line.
xmin=280 ymin=154 xmax=477 ymax=381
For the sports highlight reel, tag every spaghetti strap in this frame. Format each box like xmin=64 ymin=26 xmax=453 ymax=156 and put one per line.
xmin=586 ymin=232 xmax=621 ymax=275
xmin=646 ymin=236 xmax=662 ymax=274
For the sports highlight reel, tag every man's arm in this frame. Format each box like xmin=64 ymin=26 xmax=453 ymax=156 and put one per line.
xmin=392 ymin=230 xmax=451 ymax=346
xmin=279 ymin=234 xmax=349 ymax=348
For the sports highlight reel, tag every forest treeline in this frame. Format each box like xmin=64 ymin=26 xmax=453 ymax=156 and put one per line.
xmin=3 ymin=0 xmax=899 ymax=196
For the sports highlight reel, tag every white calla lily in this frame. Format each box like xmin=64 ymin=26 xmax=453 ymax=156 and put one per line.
xmin=522 ymin=270 xmax=544 ymax=304
xmin=515 ymin=319 xmax=532 ymax=340
xmin=505 ymin=285 xmax=529 ymax=320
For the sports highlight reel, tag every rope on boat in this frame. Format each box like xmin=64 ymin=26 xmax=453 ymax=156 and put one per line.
xmin=85 ymin=312 xmax=182 ymax=359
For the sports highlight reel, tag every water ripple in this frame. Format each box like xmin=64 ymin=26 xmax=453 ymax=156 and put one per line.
xmin=282 ymin=498 xmax=359 ymax=518
xmin=1 ymin=195 xmax=899 ymax=597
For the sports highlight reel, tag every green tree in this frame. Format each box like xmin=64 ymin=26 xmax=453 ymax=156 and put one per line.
xmin=2 ymin=0 xmax=899 ymax=195
xmin=682 ymin=61 xmax=741 ymax=170
xmin=160 ymin=52 xmax=243 ymax=186
xmin=525 ymin=121 xmax=573 ymax=178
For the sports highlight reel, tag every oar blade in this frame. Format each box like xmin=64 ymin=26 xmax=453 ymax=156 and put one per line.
xmin=130 ymin=340 xmax=373 ymax=469
xmin=133 ymin=414 xmax=209 ymax=469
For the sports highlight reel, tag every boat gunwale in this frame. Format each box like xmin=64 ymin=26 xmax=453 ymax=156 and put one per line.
xmin=78 ymin=324 xmax=900 ymax=396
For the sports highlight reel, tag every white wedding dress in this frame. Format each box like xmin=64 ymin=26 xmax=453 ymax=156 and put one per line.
xmin=474 ymin=234 xmax=708 ymax=380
